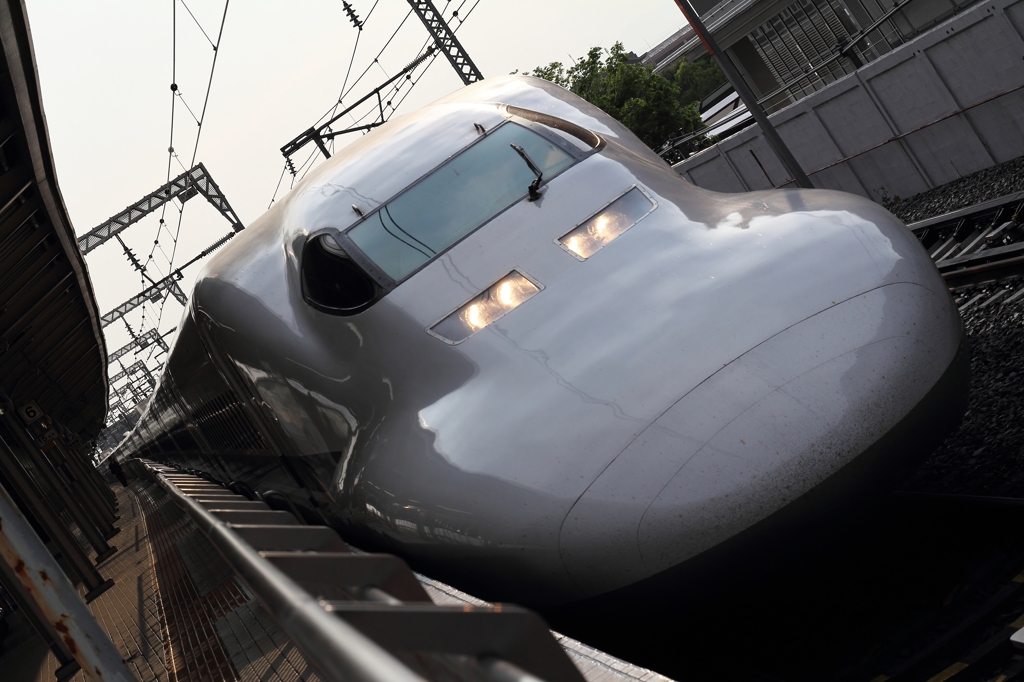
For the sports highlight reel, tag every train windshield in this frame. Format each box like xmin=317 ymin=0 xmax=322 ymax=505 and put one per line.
xmin=347 ymin=122 xmax=574 ymax=281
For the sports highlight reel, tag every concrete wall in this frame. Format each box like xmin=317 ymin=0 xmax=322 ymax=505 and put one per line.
xmin=674 ymin=0 xmax=1024 ymax=202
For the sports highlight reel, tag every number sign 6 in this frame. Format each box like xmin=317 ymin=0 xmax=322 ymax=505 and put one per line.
xmin=18 ymin=401 xmax=43 ymax=424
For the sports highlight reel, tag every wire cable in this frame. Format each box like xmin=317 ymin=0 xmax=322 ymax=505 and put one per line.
xmin=150 ymin=0 xmax=230 ymax=336
xmin=268 ymin=163 xmax=288 ymax=209
xmin=189 ymin=0 xmax=230 ymax=168
xmin=275 ymin=1 xmax=480 ymax=207
xmin=179 ymin=0 xmax=216 ymax=48
xmin=326 ymin=8 xmax=415 ymax=119
xmin=176 ymin=90 xmax=201 ymax=124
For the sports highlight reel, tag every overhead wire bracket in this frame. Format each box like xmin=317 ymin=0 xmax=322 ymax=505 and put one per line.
xmin=281 ymin=1 xmax=482 ymax=168
xmin=77 ymin=163 xmax=244 ymax=255
xmin=281 ymin=48 xmax=434 ymax=162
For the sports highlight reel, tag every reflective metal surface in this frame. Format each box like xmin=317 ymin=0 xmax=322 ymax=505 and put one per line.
xmin=117 ymin=75 xmax=966 ymax=607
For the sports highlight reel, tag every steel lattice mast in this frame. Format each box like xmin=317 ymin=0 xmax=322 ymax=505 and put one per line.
xmin=77 ymin=163 xmax=243 ymax=254
xmin=406 ymin=0 xmax=483 ymax=85
xmin=107 ymin=328 xmax=174 ymax=364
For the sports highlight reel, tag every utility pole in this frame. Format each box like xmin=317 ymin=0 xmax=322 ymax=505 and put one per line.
xmin=671 ymin=0 xmax=813 ymax=189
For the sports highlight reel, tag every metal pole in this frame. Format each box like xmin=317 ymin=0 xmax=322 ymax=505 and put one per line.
xmin=65 ymin=442 xmax=117 ymax=505
xmin=0 ymin=411 xmax=117 ymax=562
xmin=0 ymin=430 xmax=113 ymax=599
xmin=35 ymin=441 xmax=119 ymax=543
xmin=46 ymin=442 xmax=117 ymax=525
xmin=671 ymin=0 xmax=814 ymax=189
xmin=53 ymin=441 xmax=118 ymax=519
xmin=0 ymin=478 xmax=136 ymax=682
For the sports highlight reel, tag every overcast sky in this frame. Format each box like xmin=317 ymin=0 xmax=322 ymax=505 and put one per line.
xmin=24 ymin=0 xmax=687 ymax=380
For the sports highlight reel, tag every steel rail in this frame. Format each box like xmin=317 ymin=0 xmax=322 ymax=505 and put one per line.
xmin=148 ymin=466 xmax=425 ymax=682
xmin=903 ymin=193 xmax=1024 ymax=288
xmin=940 ymin=252 xmax=1024 ymax=289
xmin=908 ymin=190 xmax=1024 ymax=235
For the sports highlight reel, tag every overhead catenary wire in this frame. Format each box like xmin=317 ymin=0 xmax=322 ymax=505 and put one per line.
xmin=149 ymin=0 xmax=179 ymax=276
xmin=272 ymin=0 xmax=480 ymax=204
xmin=179 ymin=0 xmax=216 ymax=49
xmin=323 ymin=8 xmax=416 ymax=123
xmin=149 ymin=0 xmax=230 ymax=337
xmin=294 ymin=0 xmax=477 ymax=185
xmin=385 ymin=0 xmax=481 ymax=115
xmin=348 ymin=0 xmax=482 ymax=134
xmin=145 ymin=0 xmax=229 ymax=280
xmin=189 ymin=0 xmax=230 ymax=168
xmin=274 ymin=2 xmax=421 ymax=202
xmin=331 ymin=0 xmax=387 ymax=116
xmin=272 ymin=0 xmax=382 ymax=206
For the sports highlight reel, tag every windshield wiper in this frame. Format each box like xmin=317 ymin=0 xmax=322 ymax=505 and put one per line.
xmin=510 ymin=144 xmax=544 ymax=201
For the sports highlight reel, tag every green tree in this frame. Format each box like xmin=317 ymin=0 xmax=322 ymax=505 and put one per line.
xmin=527 ymin=43 xmax=704 ymax=152
xmin=673 ymin=56 xmax=727 ymax=108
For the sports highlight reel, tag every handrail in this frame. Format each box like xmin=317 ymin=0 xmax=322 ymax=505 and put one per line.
xmin=0 ymin=478 xmax=135 ymax=682
xmin=147 ymin=465 xmax=424 ymax=682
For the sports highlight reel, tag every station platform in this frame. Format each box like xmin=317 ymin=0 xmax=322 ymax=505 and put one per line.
xmin=6 ymin=478 xmax=673 ymax=682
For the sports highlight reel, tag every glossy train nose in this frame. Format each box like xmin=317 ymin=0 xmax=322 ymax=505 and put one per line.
xmin=559 ymin=208 xmax=965 ymax=599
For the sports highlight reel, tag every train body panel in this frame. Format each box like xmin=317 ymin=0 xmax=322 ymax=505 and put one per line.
xmin=117 ymin=76 xmax=967 ymax=606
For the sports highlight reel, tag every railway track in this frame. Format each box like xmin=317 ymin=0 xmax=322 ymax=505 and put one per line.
xmin=910 ymin=191 xmax=1024 ymax=290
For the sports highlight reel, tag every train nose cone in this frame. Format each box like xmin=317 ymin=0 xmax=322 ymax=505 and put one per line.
xmin=559 ymin=195 xmax=966 ymax=599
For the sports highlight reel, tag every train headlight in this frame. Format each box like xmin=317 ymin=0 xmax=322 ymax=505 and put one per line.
xmin=558 ymin=186 xmax=655 ymax=259
xmin=429 ymin=270 xmax=541 ymax=344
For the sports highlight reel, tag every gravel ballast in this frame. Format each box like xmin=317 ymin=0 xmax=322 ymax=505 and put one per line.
xmin=886 ymin=154 xmax=1024 ymax=224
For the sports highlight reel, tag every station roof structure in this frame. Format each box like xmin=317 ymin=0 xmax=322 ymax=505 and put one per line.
xmin=0 ymin=0 xmax=108 ymax=441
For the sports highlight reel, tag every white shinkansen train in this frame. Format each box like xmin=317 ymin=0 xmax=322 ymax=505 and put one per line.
xmin=116 ymin=75 xmax=968 ymax=608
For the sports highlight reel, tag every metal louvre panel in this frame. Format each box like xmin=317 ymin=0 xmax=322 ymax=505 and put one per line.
xmin=753 ymin=20 xmax=817 ymax=98
xmin=750 ymin=0 xmax=865 ymax=101
xmin=751 ymin=26 xmax=793 ymax=91
xmin=798 ymin=0 xmax=855 ymax=82
xmin=845 ymin=0 xmax=904 ymax=56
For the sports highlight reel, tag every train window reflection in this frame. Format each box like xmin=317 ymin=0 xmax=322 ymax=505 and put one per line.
xmin=347 ymin=123 xmax=574 ymax=281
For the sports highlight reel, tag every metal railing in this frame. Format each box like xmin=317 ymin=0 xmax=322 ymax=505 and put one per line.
xmin=0 ymin=477 xmax=135 ymax=682
xmin=136 ymin=459 xmax=585 ymax=682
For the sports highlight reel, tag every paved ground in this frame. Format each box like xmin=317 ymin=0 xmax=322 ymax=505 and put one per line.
xmin=28 ymin=481 xmax=319 ymax=682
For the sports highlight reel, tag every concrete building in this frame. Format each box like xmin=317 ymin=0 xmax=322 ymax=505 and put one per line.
xmin=670 ymin=0 xmax=1024 ymax=203
xmin=648 ymin=0 xmax=982 ymax=115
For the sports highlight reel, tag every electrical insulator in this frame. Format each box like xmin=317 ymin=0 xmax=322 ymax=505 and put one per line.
xmin=343 ymin=1 xmax=363 ymax=30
